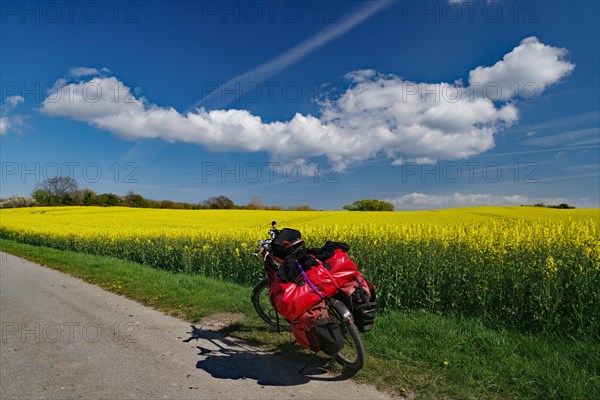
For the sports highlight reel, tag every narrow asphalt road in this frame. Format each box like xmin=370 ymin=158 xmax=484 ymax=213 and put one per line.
xmin=0 ymin=252 xmax=391 ymax=399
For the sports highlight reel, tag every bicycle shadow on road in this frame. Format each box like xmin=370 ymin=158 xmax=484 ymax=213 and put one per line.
xmin=184 ymin=324 xmax=352 ymax=386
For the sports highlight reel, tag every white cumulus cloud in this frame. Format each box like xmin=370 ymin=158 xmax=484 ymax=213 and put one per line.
xmin=469 ymin=36 xmax=575 ymax=100
xmin=0 ymin=117 xmax=9 ymax=135
xmin=0 ymin=95 xmax=26 ymax=135
xmin=5 ymin=95 xmax=25 ymax=107
xmin=67 ymin=67 xmax=110 ymax=78
xmin=388 ymin=192 xmax=578 ymax=209
xmin=41 ymin=37 xmax=574 ymax=166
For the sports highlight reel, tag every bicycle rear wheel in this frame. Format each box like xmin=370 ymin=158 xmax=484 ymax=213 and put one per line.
xmin=329 ymin=299 xmax=365 ymax=371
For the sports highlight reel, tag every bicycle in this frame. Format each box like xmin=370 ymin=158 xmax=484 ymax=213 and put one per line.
xmin=251 ymin=221 xmax=366 ymax=371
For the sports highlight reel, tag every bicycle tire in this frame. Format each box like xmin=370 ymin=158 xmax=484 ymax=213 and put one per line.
xmin=330 ymin=300 xmax=365 ymax=371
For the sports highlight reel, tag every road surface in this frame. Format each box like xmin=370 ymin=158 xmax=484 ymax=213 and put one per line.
xmin=0 ymin=252 xmax=390 ymax=399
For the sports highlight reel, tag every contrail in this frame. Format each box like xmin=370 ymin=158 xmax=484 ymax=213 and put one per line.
xmin=192 ymin=0 xmax=395 ymax=110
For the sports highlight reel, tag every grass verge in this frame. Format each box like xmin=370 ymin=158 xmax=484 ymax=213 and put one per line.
xmin=1 ymin=239 xmax=598 ymax=399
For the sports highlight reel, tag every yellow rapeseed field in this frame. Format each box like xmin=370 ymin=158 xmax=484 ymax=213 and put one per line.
xmin=1 ymin=206 xmax=599 ymax=336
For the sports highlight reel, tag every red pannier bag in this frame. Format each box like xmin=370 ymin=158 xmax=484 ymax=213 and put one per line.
xmin=337 ymin=273 xmax=377 ymax=333
xmin=328 ymin=248 xmax=377 ymax=332
xmin=326 ymin=248 xmax=362 ymax=286
xmin=270 ymin=259 xmax=339 ymax=322
xmin=290 ymin=300 xmax=344 ymax=355
xmin=270 ymin=249 xmax=363 ymax=322
xmin=291 ymin=301 xmax=326 ymax=350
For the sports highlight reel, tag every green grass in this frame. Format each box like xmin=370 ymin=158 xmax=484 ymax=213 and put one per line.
xmin=2 ymin=238 xmax=599 ymax=399
xmin=363 ymin=312 xmax=600 ymax=399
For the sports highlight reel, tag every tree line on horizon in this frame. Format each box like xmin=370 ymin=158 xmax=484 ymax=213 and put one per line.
xmin=1 ymin=176 xmax=575 ymax=211
xmin=0 ymin=176 xmax=321 ymax=211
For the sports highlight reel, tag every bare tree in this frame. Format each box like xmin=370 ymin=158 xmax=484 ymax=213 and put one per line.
xmin=36 ymin=176 xmax=78 ymax=198
xmin=34 ymin=176 xmax=79 ymax=205
xmin=247 ymin=196 xmax=264 ymax=210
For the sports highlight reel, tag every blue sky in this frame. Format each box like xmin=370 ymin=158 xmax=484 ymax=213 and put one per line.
xmin=1 ymin=0 xmax=599 ymax=210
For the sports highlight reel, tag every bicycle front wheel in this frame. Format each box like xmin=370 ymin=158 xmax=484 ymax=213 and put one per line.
xmin=251 ymin=278 xmax=287 ymax=329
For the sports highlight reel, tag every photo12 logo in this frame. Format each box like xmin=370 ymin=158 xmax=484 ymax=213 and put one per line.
xmin=199 ymin=1 xmax=341 ymax=24
xmin=1 ymin=321 xmax=138 ymax=344
xmin=398 ymin=162 xmax=539 ymax=184
xmin=1 ymin=1 xmax=140 ymax=24
xmin=399 ymin=1 xmax=540 ymax=24
xmin=1 ymin=80 xmax=142 ymax=104
xmin=1 ymin=161 xmax=140 ymax=184
xmin=200 ymin=80 xmax=304 ymax=105
xmin=201 ymin=162 xmax=339 ymax=184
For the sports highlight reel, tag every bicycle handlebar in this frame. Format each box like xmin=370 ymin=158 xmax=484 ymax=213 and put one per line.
xmin=252 ymin=220 xmax=279 ymax=258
